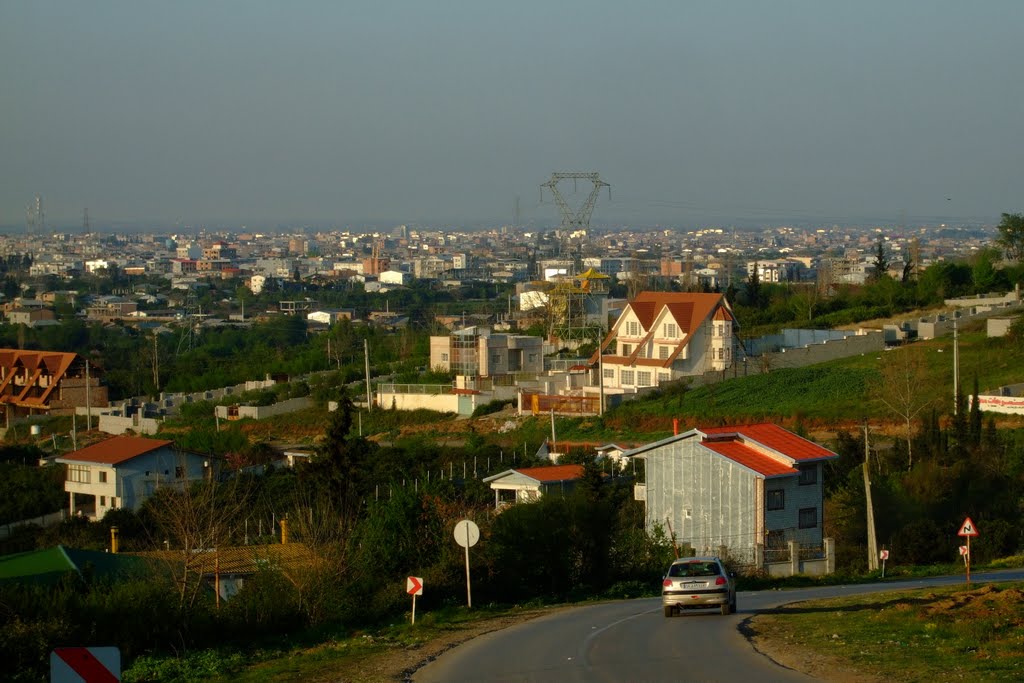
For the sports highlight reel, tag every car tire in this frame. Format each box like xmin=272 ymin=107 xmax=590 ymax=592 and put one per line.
xmin=663 ymin=605 xmax=674 ymax=618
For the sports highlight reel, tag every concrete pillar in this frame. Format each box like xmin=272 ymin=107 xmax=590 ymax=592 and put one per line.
xmin=788 ymin=540 xmax=800 ymax=576
xmin=110 ymin=526 xmax=119 ymax=554
xmin=718 ymin=545 xmax=728 ymax=561
xmin=69 ymin=492 xmax=76 ymax=516
xmin=280 ymin=517 xmax=289 ymax=544
xmin=825 ymin=537 xmax=836 ymax=574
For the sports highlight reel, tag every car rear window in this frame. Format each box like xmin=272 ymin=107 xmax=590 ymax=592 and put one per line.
xmin=668 ymin=562 xmax=720 ymax=577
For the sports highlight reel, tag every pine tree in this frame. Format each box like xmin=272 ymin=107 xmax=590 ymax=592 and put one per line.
xmin=968 ymin=375 xmax=982 ymax=447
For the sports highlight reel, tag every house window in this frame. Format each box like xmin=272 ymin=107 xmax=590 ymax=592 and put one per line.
xmin=798 ymin=464 xmax=817 ymax=486
xmin=621 ymin=370 xmax=635 ymax=385
xmin=627 ymin=321 xmax=639 ymax=336
xmin=664 ymin=323 xmax=678 ymax=338
xmin=767 ymin=490 xmax=785 ymax=511
xmin=441 ymin=353 xmax=449 ymax=362
xmin=659 ymin=345 xmax=669 ymax=359
xmin=100 ymin=496 xmax=106 ymax=506
xmin=659 ymin=372 xmax=671 ymax=382
xmin=621 ymin=343 xmax=631 ymax=356
xmin=491 ymin=353 xmax=501 ymax=364
xmin=603 ymin=368 xmax=614 ymax=379
xmin=98 ymin=471 xmax=107 ymax=484
xmin=637 ymin=371 xmax=652 ymax=387
xmin=175 ymin=466 xmax=185 ymax=479
xmin=717 ymin=324 xmax=724 ymax=336
xmin=799 ymin=507 xmax=818 ymax=529
xmin=67 ymin=465 xmax=90 ymax=484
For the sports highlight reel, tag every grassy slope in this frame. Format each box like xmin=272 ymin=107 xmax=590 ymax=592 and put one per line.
xmin=749 ymin=582 xmax=1024 ymax=682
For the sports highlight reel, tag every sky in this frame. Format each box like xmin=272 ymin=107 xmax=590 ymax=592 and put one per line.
xmin=1 ymin=1 xmax=1022 ymax=230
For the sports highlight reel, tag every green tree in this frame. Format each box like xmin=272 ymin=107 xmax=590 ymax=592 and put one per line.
xmin=872 ymin=237 xmax=889 ymax=281
xmin=996 ymin=212 xmax=1024 ymax=261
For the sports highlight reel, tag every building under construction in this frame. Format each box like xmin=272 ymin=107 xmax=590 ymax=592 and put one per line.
xmin=546 ymin=267 xmax=611 ymax=348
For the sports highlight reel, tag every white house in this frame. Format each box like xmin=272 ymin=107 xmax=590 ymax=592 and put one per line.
xmin=379 ymin=269 xmax=409 ymax=286
xmin=627 ymin=423 xmax=838 ymax=564
xmin=56 ymin=436 xmax=212 ymax=519
xmin=594 ymin=291 xmax=737 ymax=391
xmin=482 ymin=464 xmax=584 ymax=509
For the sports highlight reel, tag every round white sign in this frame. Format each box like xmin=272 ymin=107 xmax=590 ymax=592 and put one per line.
xmin=454 ymin=519 xmax=480 ymax=548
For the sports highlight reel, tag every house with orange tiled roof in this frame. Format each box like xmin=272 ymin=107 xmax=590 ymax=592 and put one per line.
xmin=56 ymin=436 xmax=213 ymax=520
xmin=592 ymin=292 xmax=736 ymax=393
xmin=482 ymin=464 xmax=585 ymax=509
xmin=0 ymin=349 xmax=109 ymax=417
xmin=626 ymin=423 xmax=838 ymax=571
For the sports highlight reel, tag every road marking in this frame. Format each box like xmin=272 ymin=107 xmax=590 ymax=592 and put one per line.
xmin=578 ymin=605 xmax=662 ymax=673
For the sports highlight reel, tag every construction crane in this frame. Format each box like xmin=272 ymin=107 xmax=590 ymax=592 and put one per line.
xmin=540 ymin=172 xmax=610 ymax=234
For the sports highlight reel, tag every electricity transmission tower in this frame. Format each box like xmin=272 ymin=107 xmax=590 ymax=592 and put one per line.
xmin=539 ymin=172 xmax=610 ymax=234
xmin=176 ymin=288 xmax=202 ymax=356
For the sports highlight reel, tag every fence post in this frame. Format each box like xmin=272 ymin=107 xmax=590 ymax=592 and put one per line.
xmin=788 ymin=540 xmax=800 ymax=576
xmin=824 ymin=537 xmax=835 ymax=574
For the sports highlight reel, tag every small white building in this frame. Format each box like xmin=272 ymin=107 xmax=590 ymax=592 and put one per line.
xmin=483 ymin=465 xmax=584 ymax=509
xmin=379 ymin=269 xmax=409 ymax=286
xmin=56 ymin=436 xmax=213 ymax=519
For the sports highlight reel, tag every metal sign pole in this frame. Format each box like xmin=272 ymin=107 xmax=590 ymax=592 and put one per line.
xmin=966 ymin=535 xmax=971 ymax=586
xmin=411 ymin=593 xmax=417 ymax=625
xmin=464 ymin=525 xmax=472 ymax=608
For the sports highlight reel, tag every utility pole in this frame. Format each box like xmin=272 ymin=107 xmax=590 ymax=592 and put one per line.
xmin=863 ymin=421 xmax=879 ymax=571
xmin=85 ymin=360 xmax=92 ymax=432
xmin=364 ymin=339 xmax=372 ymax=411
xmin=953 ymin=317 xmax=960 ymax=414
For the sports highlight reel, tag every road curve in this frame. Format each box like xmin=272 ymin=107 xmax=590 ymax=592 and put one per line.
xmin=414 ymin=570 xmax=1024 ymax=683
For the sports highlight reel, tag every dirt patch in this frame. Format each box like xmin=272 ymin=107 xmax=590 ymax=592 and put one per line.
xmin=316 ymin=607 xmax=564 ymax=683
xmin=741 ymin=617 xmax=884 ymax=683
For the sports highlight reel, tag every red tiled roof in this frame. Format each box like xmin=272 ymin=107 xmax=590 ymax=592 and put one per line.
xmin=57 ymin=436 xmax=174 ymax=466
xmin=698 ymin=423 xmax=836 ymax=461
xmin=702 ymin=440 xmax=798 ymax=478
xmin=514 ymin=465 xmax=585 ymax=482
xmin=631 ymin=292 xmax=727 ymax=334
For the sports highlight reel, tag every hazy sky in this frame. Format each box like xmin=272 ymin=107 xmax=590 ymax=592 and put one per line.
xmin=2 ymin=1 xmax=1022 ymax=230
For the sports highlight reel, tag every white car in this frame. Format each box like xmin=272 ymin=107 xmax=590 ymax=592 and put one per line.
xmin=661 ymin=556 xmax=736 ymax=617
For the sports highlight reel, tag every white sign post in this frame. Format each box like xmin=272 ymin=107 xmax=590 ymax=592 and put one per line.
xmin=957 ymin=517 xmax=979 ymax=585
xmin=879 ymin=549 xmax=889 ymax=578
xmin=454 ymin=519 xmax=480 ymax=608
xmin=406 ymin=576 xmax=423 ymax=624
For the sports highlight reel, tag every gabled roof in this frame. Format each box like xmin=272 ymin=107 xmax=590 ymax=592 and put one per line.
xmin=483 ymin=464 xmax=584 ymax=484
xmin=56 ymin=436 xmax=175 ymax=466
xmin=697 ymin=424 xmax=837 ymax=462
xmin=701 ymin=440 xmax=798 ymax=478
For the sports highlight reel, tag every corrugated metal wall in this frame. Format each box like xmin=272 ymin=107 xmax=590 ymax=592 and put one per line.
xmin=646 ymin=440 xmax=758 ymax=558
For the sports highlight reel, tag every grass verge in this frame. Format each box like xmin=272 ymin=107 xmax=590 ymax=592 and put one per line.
xmin=747 ymin=581 xmax=1024 ymax=682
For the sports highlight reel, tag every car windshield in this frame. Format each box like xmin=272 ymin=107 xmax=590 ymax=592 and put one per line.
xmin=668 ymin=562 xmax=719 ymax=578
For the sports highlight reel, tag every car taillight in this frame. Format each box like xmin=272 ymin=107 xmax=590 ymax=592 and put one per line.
xmin=715 ymin=576 xmax=726 ymax=586
xmin=663 ymin=579 xmax=673 ymax=587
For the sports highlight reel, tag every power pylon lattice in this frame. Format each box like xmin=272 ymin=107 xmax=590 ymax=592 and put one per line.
xmin=176 ymin=288 xmax=202 ymax=356
xmin=540 ymin=172 xmax=610 ymax=233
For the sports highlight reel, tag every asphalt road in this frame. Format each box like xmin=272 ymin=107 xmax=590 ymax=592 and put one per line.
xmin=414 ymin=569 xmax=1024 ymax=683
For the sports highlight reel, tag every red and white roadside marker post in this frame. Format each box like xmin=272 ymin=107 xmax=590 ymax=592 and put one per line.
xmin=957 ymin=517 xmax=979 ymax=585
xmin=406 ymin=576 xmax=423 ymax=624
xmin=51 ymin=646 xmax=120 ymax=682
xmin=879 ymin=549 xmax=890 ymax=578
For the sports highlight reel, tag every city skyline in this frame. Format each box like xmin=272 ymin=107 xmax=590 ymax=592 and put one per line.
xmin=2 ymin=1 xmax=1022 ymax=228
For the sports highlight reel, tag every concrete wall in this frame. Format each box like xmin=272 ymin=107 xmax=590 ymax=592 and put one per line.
xmin=98 ymin=413 xmax=163 ymax=436
xmin=988 ymin=317 xmax=1017 ymax=337
xmin=214 ymin=396 xmax=313 ymax=420
xmin=375 ymin=390 xmax=462 ymax=414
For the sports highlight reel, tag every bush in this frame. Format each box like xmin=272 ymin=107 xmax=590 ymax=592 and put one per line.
xmin=891 ymin=518 xmax=947 ymax=564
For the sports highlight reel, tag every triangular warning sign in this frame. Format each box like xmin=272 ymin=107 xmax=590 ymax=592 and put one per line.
xmin=957 ymin=517 xmax=979 ymax=537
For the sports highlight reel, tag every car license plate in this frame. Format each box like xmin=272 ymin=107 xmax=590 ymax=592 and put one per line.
xmin=683 ymin=582 xmax=703 ymax=589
